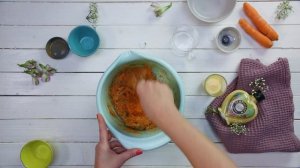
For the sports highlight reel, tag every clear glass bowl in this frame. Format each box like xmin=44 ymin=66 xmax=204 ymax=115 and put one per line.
xmin=171 ymin=25 xmax=199 ymax=59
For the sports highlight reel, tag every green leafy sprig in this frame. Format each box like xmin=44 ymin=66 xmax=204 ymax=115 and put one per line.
xmin=151 ymin=2 xmax=172 ymax=17
xmin=18 ymin=60 xmax=57 ymax=85
xmin=276 ymin=0 xmax=293 ymax=20
xmin=86 ymin=2 xmax=98 ymax=28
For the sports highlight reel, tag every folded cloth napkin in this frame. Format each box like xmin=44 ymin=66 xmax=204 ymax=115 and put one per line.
xmin=206 ymin=58 xmax=300 ymax=153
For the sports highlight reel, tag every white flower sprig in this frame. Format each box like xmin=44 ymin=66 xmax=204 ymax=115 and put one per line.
xmin=86 ymin=2 xmax=98 ymax=28
xmin=276 ymin=0 xmax=293 ymax=20
xmin=230 ymin=123 xmax=248 ymax=135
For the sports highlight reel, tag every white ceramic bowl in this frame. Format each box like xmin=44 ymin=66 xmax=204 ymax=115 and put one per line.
xmin=187 ymin=0 xmax=236 ymax=23
xmin=96 ymin=51 xmax=185 ymax=150
xmin=216 ymin=27 xmax=241 ymax=53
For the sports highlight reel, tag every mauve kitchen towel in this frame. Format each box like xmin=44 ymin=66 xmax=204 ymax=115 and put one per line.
xmin=206 ymin=58 xmax=300 ymax=153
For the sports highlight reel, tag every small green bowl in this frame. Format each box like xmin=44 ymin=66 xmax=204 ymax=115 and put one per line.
xmin=20 ymin=140 xmax=54 ymax=168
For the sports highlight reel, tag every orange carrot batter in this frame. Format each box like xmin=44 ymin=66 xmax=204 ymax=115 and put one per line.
xmin=109 ymin=64 xmax=157 ymax=130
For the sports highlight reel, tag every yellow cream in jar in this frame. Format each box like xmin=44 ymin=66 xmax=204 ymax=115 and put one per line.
xmin=204 ymin=74 xmax=227 ymax=97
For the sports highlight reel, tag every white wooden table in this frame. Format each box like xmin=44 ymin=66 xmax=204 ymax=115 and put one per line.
xmin=0 ymin=0 xmax=300 ymax=167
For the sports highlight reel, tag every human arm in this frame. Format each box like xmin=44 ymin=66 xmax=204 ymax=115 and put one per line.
xmin=136 ymin=80 xmax=237 ymax=168
xmin=94 ymin=113 xmax=143 ymax=168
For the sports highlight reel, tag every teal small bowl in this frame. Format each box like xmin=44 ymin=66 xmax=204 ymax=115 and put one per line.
xmin=68 ymin=25 xmax=100 ymax=57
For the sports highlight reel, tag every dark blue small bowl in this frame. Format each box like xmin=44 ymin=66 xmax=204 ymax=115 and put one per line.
xmin=68 ymin=25 xmax=100 ymax=57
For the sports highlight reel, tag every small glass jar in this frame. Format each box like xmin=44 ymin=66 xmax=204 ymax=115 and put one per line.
xmin=171 ymin=25 xmax=199 ymax=59
xmin=203 ymin=74 xmax=227 ymax=97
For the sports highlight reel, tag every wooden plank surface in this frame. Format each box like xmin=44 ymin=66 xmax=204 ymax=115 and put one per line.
xmin=1 ymin=72 xmax=300 ymax=96
xmin=1 ymin=165 xmax=290 ymax=168
xmin=1 ymin=118 xmax=300 ymax=143
xmin=1 ymin=0 xmax=300 ymax=167
xmin=1 ymin=143 xmax=300 ymax=167
xmin=1 ymin=96 xmax=300 ymax=119
xmin=0 ymin=25 xmax=299 ymax=49
xmin=2 ymin=167 xmax=292 ymax=168
xmin=0 ymin=119 xmax=219 ymax=143
xmin=1 ymin=49 xmax=300 ymax=73
xmin=0 ymin=2 xmax=299 ymax=26
xmin=0 ymin=0 xmax=295 ymax=3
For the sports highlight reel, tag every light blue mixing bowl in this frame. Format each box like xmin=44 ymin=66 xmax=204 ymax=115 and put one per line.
xmin=96 ymin=51 xmax=185 ymax=150
xmin=68 ymin=25 xmax=100 ymax=57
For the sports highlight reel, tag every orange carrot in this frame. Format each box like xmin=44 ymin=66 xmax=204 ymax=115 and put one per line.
xmin=243 ymin=2 xmax=279 ymax=41
xmin=239 ymin=18 xmax=273 ymax=48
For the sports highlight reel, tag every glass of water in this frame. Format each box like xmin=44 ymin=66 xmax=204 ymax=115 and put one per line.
xmin=171 ymin=25 xmax=199 ymax=59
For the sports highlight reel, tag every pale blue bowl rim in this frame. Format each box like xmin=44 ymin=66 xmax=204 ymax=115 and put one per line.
xmin=68 ymin=25 xmax=100 ymax=57
xmin=96 ymin=51 xmax=185 ymax=151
